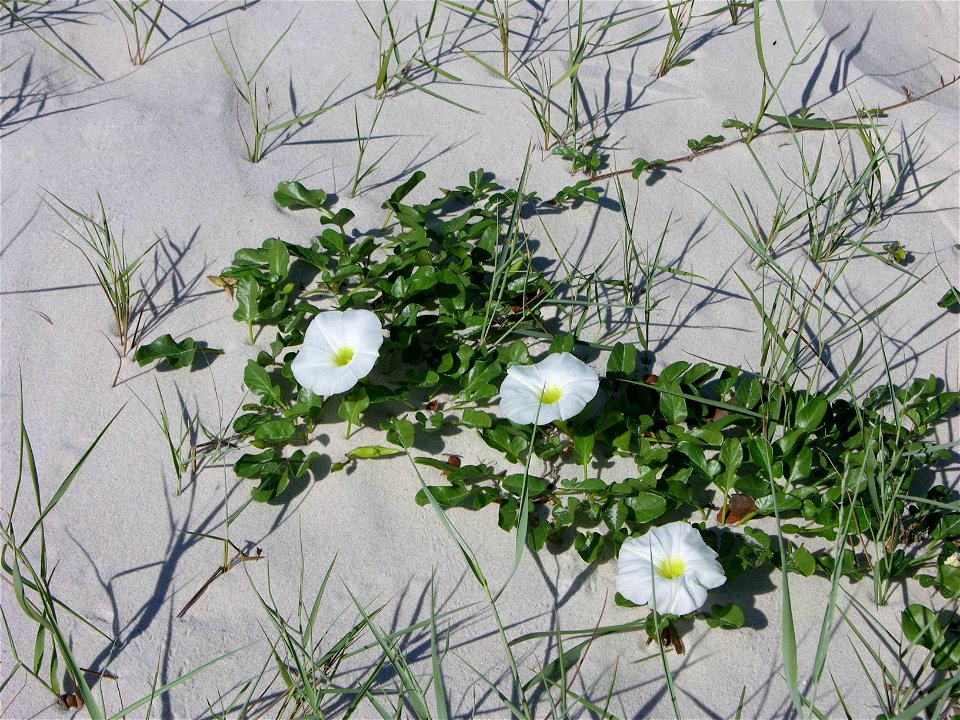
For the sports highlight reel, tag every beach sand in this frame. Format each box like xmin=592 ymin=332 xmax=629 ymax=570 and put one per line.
xmin=1 ymin=1 xmax=958 ymax=717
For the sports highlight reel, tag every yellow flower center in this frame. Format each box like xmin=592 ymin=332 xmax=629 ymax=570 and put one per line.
xmin=657 ymin=556 xmax=686 ymax=579
xmin=332 ymin=346 xmax=355 ymax=367
xmin=540 ymin=384 xmax=563 ymax=404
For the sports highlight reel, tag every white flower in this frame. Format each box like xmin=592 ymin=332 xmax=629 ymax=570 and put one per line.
xmin=291 ymin=309 xmax=383 ymax=396
xmin=498 ymin=352 xmax=600 ymax=425
xmin=616 ymin=521 xmax=726 ymax=616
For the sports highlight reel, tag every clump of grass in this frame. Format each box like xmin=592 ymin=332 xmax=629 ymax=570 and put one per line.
xmin=0 ymin=0 xmax=100 ymax=78
xmin=657 ymin=0 xmax=695 ymax=77
xmin=131 ymin=380 xmax=195 ymax=496
xmin=350 ymin=96 xmax=397 ymax=197
xmin=110 ymin=0 xmax=164 ymax=65
xmin=1 ymin=381 xmax=121 ymax=712
xmin=357 ymin=0 xmax=473 ymax=112
xmin=212 ymin=14 xmax=330 ymax=163
xmin=843 ymin=594 xmax=960 ymax=717
xmin=2 ymin=383 xmax=242 ymax=717
xmin=463 ymin=2 xmax=652 ymax=151
xmin=43 ymin=191 xmax=156 ymax=384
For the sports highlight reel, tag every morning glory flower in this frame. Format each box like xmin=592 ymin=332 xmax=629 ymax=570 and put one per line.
xmin=498 ymin=352 xmax=600 ymax=425
xmin=616 ymin=521 xmax=726 ymax=616
xmin=291 ymin=309 xmax=383 ymax=396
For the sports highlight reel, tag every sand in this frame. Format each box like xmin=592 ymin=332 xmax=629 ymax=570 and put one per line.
xmin=1 ymin=1 xmax=958 ymax=718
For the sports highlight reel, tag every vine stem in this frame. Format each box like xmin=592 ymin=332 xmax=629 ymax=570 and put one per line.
xmin=590 ymin=74 xmax=960 ymax=183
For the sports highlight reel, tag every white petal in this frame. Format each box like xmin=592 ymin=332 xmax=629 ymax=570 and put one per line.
xmin=673 ymin=523 xmax=727 ymax=590
xmin=303 ymin=310 xmax=345 ymax=350
xmin=654 ymin=520 xmax=693 ymax=557
xmin=549 ymin=353 xmax=599 ymax=420
xmin=616 ymin=536 xmax=665 ymax=606
xmin=616 ymin=523 xmax=724 ymax=615
xmin=654 ymin=575 xmax=707 ymax=616
xmin=504 ymin=363 xmax=546 ymax=394
xmin=499 ymin=353 xmax=598 ymax=425
xmin=340 ymin=308 xmax=384 ymax=354
xmin=500 ymin=364 xmax=561 ymax=425
xmin=347 ymin=348 xmax=379 ymax=381
xmin=295 ymin=309 xmax=383 ymax=396
xmin=291 ymin=347 xmax=360 ymax=396
xmin=616 ymin=557 xmax=654 ymax=605
xmin=555 ymin=381 xmax=597 ymax=420
xmin=619 ymin=535 xmax=667 ymax=565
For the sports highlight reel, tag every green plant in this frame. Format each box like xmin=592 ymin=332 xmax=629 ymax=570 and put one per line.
xmin=357 ymin=0 xmax=471 ymax=111
xmin=552 ymin=134 xmax=607 ymax=174
xmin=1 ymin=385 xmax=238 ymax=717
xmin=202 ymin=171 xmax=957 ymax=638
xmin=350 ymin=97 xmax=397 ymax=197
xmin=43 ymin=192 xmax=156 ymax=384
xmin=657 ymin=0 xmax=695 ymax=77
xmin=110 ymin=0 xmax=163 ymax=65
xmin=212 ymin=15 xmax=330 ymax=163
xmin=0 ymin=0 xmax=100 ymax=78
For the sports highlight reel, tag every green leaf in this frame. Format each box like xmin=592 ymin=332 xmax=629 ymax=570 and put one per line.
xmin=630 ymin=157 xmax=666 ymax=179
xmin=624 ymin=491 xmax=667 ymax=523
xmin=573 ymin=431 xmax=595 ymax=467
xmin=687 ymin=134 xmax=725 ymax=152
xmin=721 ymin=118 xmax=749 ymax=131
xmin=243 ymin=361 xmax=280 ymax=405
xmin=415 ymin=485 xmax=472 ymax=507
xmin=234 ymin=449 xmax=279 ymax=478
xmin=659 ymin=384 xmax=688 ymax=424
xmin=479 ymin=425 xmax=527 ymax=464
xmin=251 ymin=469 xmax=289 ymax=502
xmin=386 ymin=170 xmax=426 ymax=207
xmin=789 ymin=546 xmax=816 ymax=577
xmin=705 ymin=603 xmax=745 ymax=629
xmin=497 ymin=340 xmax=530 ymax=366
xmin=720 ymin=438 xmax=743 ymax=474
xmin=764 ymin=113 xmax=872 ymax=131
xmin=902 ymin=604 xmax=960 ymax=670
xmin=253 ymin=419 xmax=296 ymax=445
xmin=937 ymin=286 xmax=960 ymax=310
xmin=338 ymin=387 xmax=370 ymax=427
xmin=347 ymin=445 xmax=402 ymax=460
xmin=233 ymin=276 xmax=260 ymax=341
xmin=134 ymin=334 xmax=222 ymax=369
xmin=274 ymin=180 xmax=328 ymax=211
xmin=502 ymin=473 xmax=548 ymax=498
xmin=461 ymin=408 xmax=492 ymax=428
xmin=795 ymin=395 xmax=828 ymax=431
xmin=607 ymin=343 xmax=637 ymax=377
xmin=748 ymin=437 xmax=774 ymax=472
xmin=264 ymin=237 xmax=290 ymax=279
xmin=387 ymin=417 xmax=415 ymax=448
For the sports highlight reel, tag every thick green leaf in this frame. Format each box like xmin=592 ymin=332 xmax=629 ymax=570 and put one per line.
xmin=607 ymin=343 xmax=637 ymax=377
xmin=347 ymin=445 xmax=402 ymax=460
xmin=624 ymin=491 xmax=667 ymax=523
xmin=243 ymin=361 xmax=280 ymax=405
xmin=938 ymin=286 xmax=960 ymax=310
xmin=253 ymin=419 xmax=296 ymax=445
xmin=765 ymin=113 xmax=872 ymax=131
xmin=274 ymin=180 xmax=327 ymax=210
xmin=705 ymin=603 xmax=745 ymax=629
xmin=659 ymin=384 xmax=688 ymax=424
xmin=134 ymin=334 xmax=222 ymax=369
xmin=795 ymin=395 xmax=827 ymax=431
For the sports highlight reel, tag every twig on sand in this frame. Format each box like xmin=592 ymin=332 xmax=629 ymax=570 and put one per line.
xmin=177 ymin=541 xmax=264 ymax=619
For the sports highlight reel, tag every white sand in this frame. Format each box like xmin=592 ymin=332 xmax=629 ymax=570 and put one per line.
xmin=2 ymin=1 xmax=958 ymax=718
